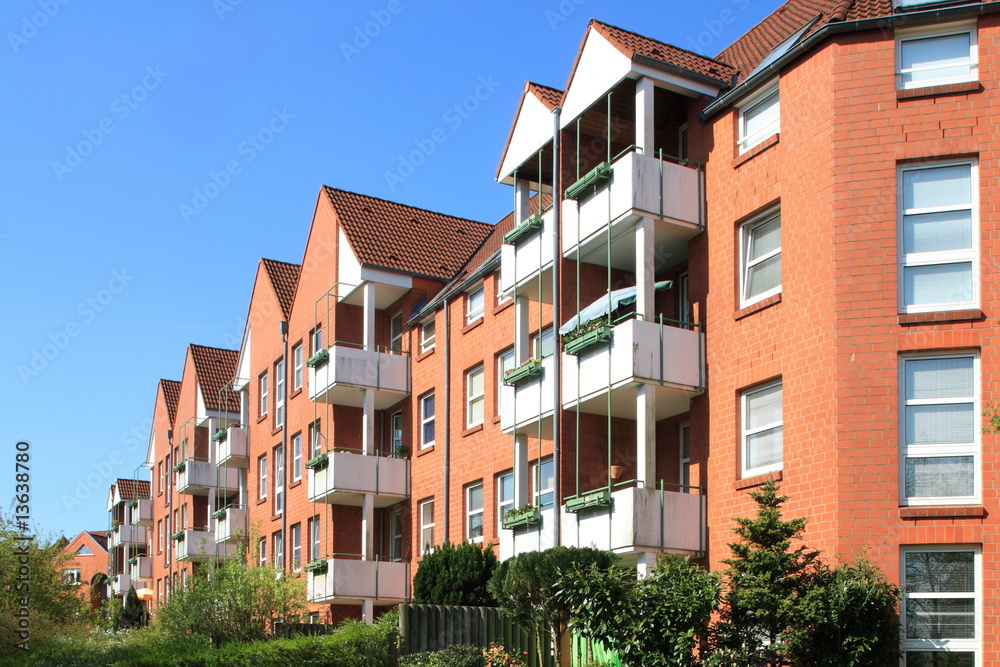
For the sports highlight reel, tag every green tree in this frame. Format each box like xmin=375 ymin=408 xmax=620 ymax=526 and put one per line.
xmin=412 ymin=541 xmax=498 ymax=606
xmin=488 ymin=546 xmax=615 ymax=667
xmin=114 ymin=585 xmax=149 ymax=631
xmin=155 ymin=542 xmax=307 ymax=646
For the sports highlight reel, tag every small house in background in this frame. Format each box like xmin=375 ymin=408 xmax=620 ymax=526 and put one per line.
xmin=59 ymin=530 xmax=109 ymax=611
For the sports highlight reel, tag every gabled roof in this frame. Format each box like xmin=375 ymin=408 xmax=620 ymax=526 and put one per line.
xmin=113 ymin=478 xmax=150 ymax=500
xmin=160 ymin=379 xmax=180 ymax=426
xmin=715 ymin=0 xmax=892 ymax=85
xmin=189 ymin=344 xmax=239 ymax=411
xmin=586 ymin=20 xmax=735 ymax=87
xmin=495 ymin=82 xmax=564 ymax=183
xmin=261 ymin=258 xmax=301 ymax=319
xmin=324 ymin=187 xmax=493 ymax=281
xmin=86 ymin=531 xmax=108 ymax=552
xmin=527 ymin=82 xmax=564 ymax=110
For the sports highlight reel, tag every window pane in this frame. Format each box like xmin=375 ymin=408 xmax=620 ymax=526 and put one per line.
xmin=904 ymin=164 xmax=972 ymax=210
xmin=906 ymin=551 xmax=975 ymax=592
xmin=905 ymin=456 xmax=974 ymax=497
xmin=748 ymin=217 xmax=781 ymax=260
xmin=470 ymin=369 xmax=484 ymax=396
xmin=904 ymin=210 xmax=972 ymax=254
xmin=904 ymin=263 xmax=973 ymax=306
xmin=906 ymin=357 xmax=974 ymax=401
xmin=747 ymin=384 xmax=782 ymax=429
xmin=905 ymin=405 xmax=974 ymax=445
xmin=901 ymin=34 xmax=972 ymax=85
xmin=747 ymin=254 xmax=781 ymax=299
xmin=906 ymin=598 xmax=975 ymax=639
xmin=500 ymin=474 xmax=513 ymax=504
xmin=905 ymin=652 xmax=975 ymax=667
xmin=747 ymin=426 xmax=783 ymax=469
xmin=423 ymin=395 xmax=434 ymax=419
xmin=421 ymin=502 xmax=433 ymax=526
xmin=744 ymin=92 xmax=779 ymax=139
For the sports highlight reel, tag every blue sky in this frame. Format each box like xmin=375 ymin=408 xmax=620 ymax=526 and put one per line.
xmin=0 ymin=0 xmax=779 ymax=540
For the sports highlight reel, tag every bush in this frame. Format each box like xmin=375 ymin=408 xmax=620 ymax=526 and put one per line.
xmin=401 ymin=644 xmax=484 ymax=667
xmin=412 ymin=541 xmax=498 ymax=606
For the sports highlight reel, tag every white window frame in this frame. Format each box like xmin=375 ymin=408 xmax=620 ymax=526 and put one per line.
xmin=466 ymin=365 xmax=485 ymax=427
xmin=273 ymin=531 xmax=284 ymax=570
xmin=466 ymin=286 xmax=485 ymax=323
xmin=420 ymin=392 xmax=435 ymax=449
xmin=258 ymin=454 xmax=268 ymax=500
xmin=737 ymin=83 xmax=779 ymax=154
xmin=274 ymin=445 xmax=285 ymax=515
xmin=259 ymin=372 xmax=269 ymax=417
xmin=290 ymin=524 xmax=301 ymax=572
xmin=419 ymin=499 xmax=435 ymax=555
xmin=292 ymin=343 xmax=304 ymax=391
xmin=900 ymin=353 xmax=979 ymax=506
xmin=532 ymin=328 xmax=555 ymax=359
xmin=498 ymin=350 xmax=515 ymax=416
xmin=901 ymin=546 xmax=980 ymax=663
xmin=309 ymin=420 xmax=322 ymax=459
xmin=274 ymin=357 xmax=285 ymax=428
xmin=420 ymin=319 xmax=436 ymax=353
xmin=898 ymin=160 xmax=978 ymax=314
xmin=390 ymin=311 xmax=403 ymax=354
xmin=533 ymin=458 xmax=554 ymax=509
xmin=311 ymin=324 xmax=322 ymax=356
xmin=258 ymin=537 xmax=267 ymax=567
xmin=498 ymin=472 xmax=514 ymax=525
xmin=62 ymin=568 xmax=81 ymax=585
xmin=309 ymin=515 xmax=320 ymax=562
xmin=389 ymin=510 xmax=403 ymax=561
xmin=739 ymin=207 xmax=781 ymax=308
xmin=896 ymin=22 xmax=977 ymax=90
xmin=292 ymin=433 xmax=303 ymax=482
xmin=741 ymin=380 xmax=783 ymax=478
xmin=391 ymin=412 xmax=404 ymax=456
xmin=679 ymin=422 xmax=691 ymax=488
xmin=466 ymin=482 xmax=484 ymax=543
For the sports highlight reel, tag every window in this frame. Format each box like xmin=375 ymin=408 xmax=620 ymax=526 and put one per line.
xmin=678 ymin=272 xmax=692 ymax=328
xmin=258 ymin=537 xmax=267 ymax=567
xmin=259 ymin=372 xmax=269 ymax=417
xmin=420 ymin=393 xmax=435 ymax=449
xmin=290 ymin=524 xmax=301 ymax=571
xmin=678 ymin=123 xmax=689 ymax=161
xmin=76 ymin=544 xmax=93 ymax=557
xmin=309 ymin=420 xmax=322 ymax=458
xmin=498 ymin=350 xmax=515 ymax=415
xmin=273 ymin=531 xmax=284 ymax=569
xmin=420 ymin=320 xmax=436 ymax=353
xmin=740 ymin=208 xmax=781 ymax=307
xmin=292 ymin=343 xmax=304 ymax=391
xmin=532 ymin=328 xmax=555 ymax=359
xmin=738 ymin=84 xmax=779 ymax=153
xmin=420 ymin=500 xmax=435 ymax=555
xmin=466 ymin=483 xmax=484 ymax=543
xmin=466 ymin=366 xmax=485 ymax=427
xmin=901 ymin=547 xmax=979 ymax=663
xmin=897 ymin=23 xmax=976 ymax=89
xmin=496 ymin=272 xmax=512 ymax=306
xmin=311 ymin=324 xmax=323 ymax=355
xmin=899 ymin=161 xmax=977 ymax=313
xmin=466 ymin=286 xmax=485 ymax=323
xmin=741 ymin=381 xmax=783 ymax=477
xmin=274 ymin=358 xmax=285 ymax=428
xmin=498 ymin=472 xmax=514 ymax=525
xmin=901 ymin=354 xmax=977 ymax=504
xmin=391 ymin=413 xmax=404 ymax=456
xmin=680 ymin=423 xmax=691 ymax=487
xmin=389 ymin=511 xmax=403 ymax=561
xmin=62 ymin=569 xmax=81 ymax=585
xmin=390 ymin=311 xmax=403 ymax=354
xmin=309 ymin=516 xmax=321 ymax=562
xmin=258 ymin=454 xmax=268 ymax=500
xmin=158 ymin=462 xmax=163 ymax=496
xmin=157 ymin=520 xmax=163 ymax=553
xmin=274 ymin=445 xmax=285 ymax=515
xmin=292 ymin=433 xmax=303 ymax=482
xmin=533 ymin=458 xmax=554 ymax=509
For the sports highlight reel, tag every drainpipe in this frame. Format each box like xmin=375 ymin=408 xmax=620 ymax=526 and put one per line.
xmin=279 ymin=320 xmax=289 ymax=574
xmin=442 ymin=303 xmax=451 ymax=540
xmin=551 ymin=105 xmax=562 ymax=546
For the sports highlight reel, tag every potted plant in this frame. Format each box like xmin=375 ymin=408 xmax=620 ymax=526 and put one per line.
xmin=305 ymin=452 xmax=329 ymax=471
xmin=392 ymin=442 xmax=408 ymax=459
xmin=501 ymin=504 xmax=541 ymax=529
xmin=211 ymin=428 xmax=227 ymax=443
xmin=502 ymin=358 xmax=542 ymax=386
xmin=304 ymin=559 xmax=328 ymax=574
xmin=111 ymin=519 xmax=121 ymax=530
xmin=306 ymin=349 xmax=330 ymax=368
xmin=562 ymin=318 xmax=614 ymax=356
xmin=128 ymin=499 xmax=139 ymax=509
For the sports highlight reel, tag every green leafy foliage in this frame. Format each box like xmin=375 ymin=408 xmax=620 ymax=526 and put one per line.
xmin=401 ymin=644 xmax=484 ymax=667
xmin=413 ymin=541 xmax=498 ymax=606
xmin=115 ymin=586 xmax=149 ymax=631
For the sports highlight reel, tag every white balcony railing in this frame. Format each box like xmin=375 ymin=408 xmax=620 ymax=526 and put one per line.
xmin=307 ymin=559 xmax=409 ymax=605
xmin=111 ymin=524 xmax=146 ymax=548
xmin=500 ymin=354 xmax=555 ymax=435
xmin=129 ymin=498 xmax=153 ymax=526
xmin=174 ymin=529 xmax=236 ymax=561
xmin=129 ymin=556 xmax=152 ymax=582
xmin=111 ymin=572 xmax=131 ymax=596
xmin=560 ymin=486 xmax=705 ymax=556
xmin=499 ymin=505 xmax=557 ymax=561
xmin=214 ymin=506 xmax=247 ymax=543
xmin=309 ymin=345 xmax=410 ymax=409
xmin=307 ymin=452 xmax=409 ymax=508
xmin=562 ymin=318 xmax=704 ymax=420
xmin=217 ymin=425 xmax=249 ymax=468
xmin=499 ymin=207 xmax=554 ymax=300
xmin=177 ymin=460 xmax=240 ymax=496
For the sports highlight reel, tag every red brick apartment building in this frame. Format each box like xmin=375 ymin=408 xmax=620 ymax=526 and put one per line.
xmin=59 ymin=530 xmax=109 ymax=610
xmin=111 ymin=0 xmax=1000 ymax=661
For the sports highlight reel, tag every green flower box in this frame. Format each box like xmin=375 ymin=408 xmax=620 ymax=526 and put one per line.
xmin=212 ymin=429 xmax=228 ymax=443
xmin=503 ymin=359 xmax=542 ymax=387
xmin=306 ymin=349 xmax=329 ymax=368
xmin=564 ymin=490 xmax=612 ymax=514
xmin=564 ymin=162 xmax=612 ymax=200
xmin=501 ymin=506 xmax=541 ymax=530
xmin=172 ymin=461 xmax=186 ymax=473
xmin=212 ymin=507 xmax=228 ymax=520
xmin=304 ymin=559 xmax=328 ymax=574
xmin=128 ymin=556 xmax=139 ymax=565
xmin=128 ymin=499 xmax=138 ymax=509
xmin=305 ymin=453 xmax=329 ymax=471
xmin=503 ymin=213 xmax=543 ymax=245
xmin=171 ymin=530 xmax=185 ymax=541
xmin=563 ymin=324 xmax=613 ymax=356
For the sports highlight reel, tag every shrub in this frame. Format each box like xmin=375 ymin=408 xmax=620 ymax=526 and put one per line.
xmin=401 ymin=644 xmax=484 ymax=667
xmin=412 ymin=541 xmax=498 ymax=606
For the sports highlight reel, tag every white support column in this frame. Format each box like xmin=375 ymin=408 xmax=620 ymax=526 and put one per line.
xmin=363 ymin=598 xmax=375 ymax=626
xmin=362 ymin=281 xmax=376 ymax=351
xmin=514 ymin=435 xmax=529 ymax=508
xmin=362 ymin=391 xmax=375 ymax=455
xmin=515 ymin=179 xmax=531 ymax=223
xmin=636 ymin=217 xmax=655 ymax=322
xmin=636 ymin=383 xmax=656 ymax=490
xmin=514 ymin=296 xmax=530 ymax=364
xmin=635 ymin=551 xmax=656 ymax=579
xmin=636 ymin=77 xmax=656 ymax=155
xmin=361 ymin=494 xmax=374 ymax=560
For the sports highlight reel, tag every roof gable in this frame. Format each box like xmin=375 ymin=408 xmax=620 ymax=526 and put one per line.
xmin=189 ymin=344 xmax=239 ymax=412
xmin=160 ymin=379 xmax=180 ymax=426
xmin=261 ymin=258 xmax=301 ymax=319
xmin=496 ymin=82 xmax=564 ymax=184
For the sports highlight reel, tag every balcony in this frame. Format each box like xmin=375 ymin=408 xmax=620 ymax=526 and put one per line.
xmin=176 ymin=460 xmax=240 ymax=496
xmin=499 ymin=354 xmax=555 ymax=437
xmin=217 ymin=425 xmax=249 ymax=468
xmin=307 ymin=451 xmax=409 ymax=507
xmin=499 ymin=208 xmax=554 ymax=301
xmin=562 ymin=318 xmax=704 ymax=420
xmin=214 ymin=505 xmax=247 ymax=543
xmin=111 ymin=524 xmax=146 ymax=548
xmin=110 ymin=572 xmax=132 ymax=597
xmin=129 ymin=556 xmax=152 ymax=582
xmin=174 ymin=529 xmax=237 ymax=562
xmin=309 ymin=345 xmax=410 ymax=409
xmin=498 ymin=505 xmax=557 ymax=561
xmin=560 ymin=486 xmax=706 ymax=556
xmin=307 ymin=558 xmax=409 ymax=605
xmin=561 ymin=151 xmax=703 ymax=270
xmin=129 ymin=498 xmax=153 ymax=526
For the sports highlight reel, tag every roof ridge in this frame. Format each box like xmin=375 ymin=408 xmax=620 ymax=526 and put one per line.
xmin=592 ymin=18 xmax=735 ymax=70
xmin=322 ymin=186 xmax=491 ymax=230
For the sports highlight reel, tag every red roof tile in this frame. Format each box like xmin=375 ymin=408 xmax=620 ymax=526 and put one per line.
xmin=114 ymin=478 xmax=150 ymax=499
xmin=189 ymin=344 xmax=239 ymax=412
xmin=527 ymin=82 xmax=564 ymax=110
xmin=86 ymin=531 xmax=108 ymax=551
xmin=324 ymin=187 xmax=493 ymax=281
xmin=591 ymin=20 xmax=736 ymax=86
xmin=160 ymin=379 xmax=180 ymax=426
xmin=261 ymin=258 xmax=301 ymax=319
